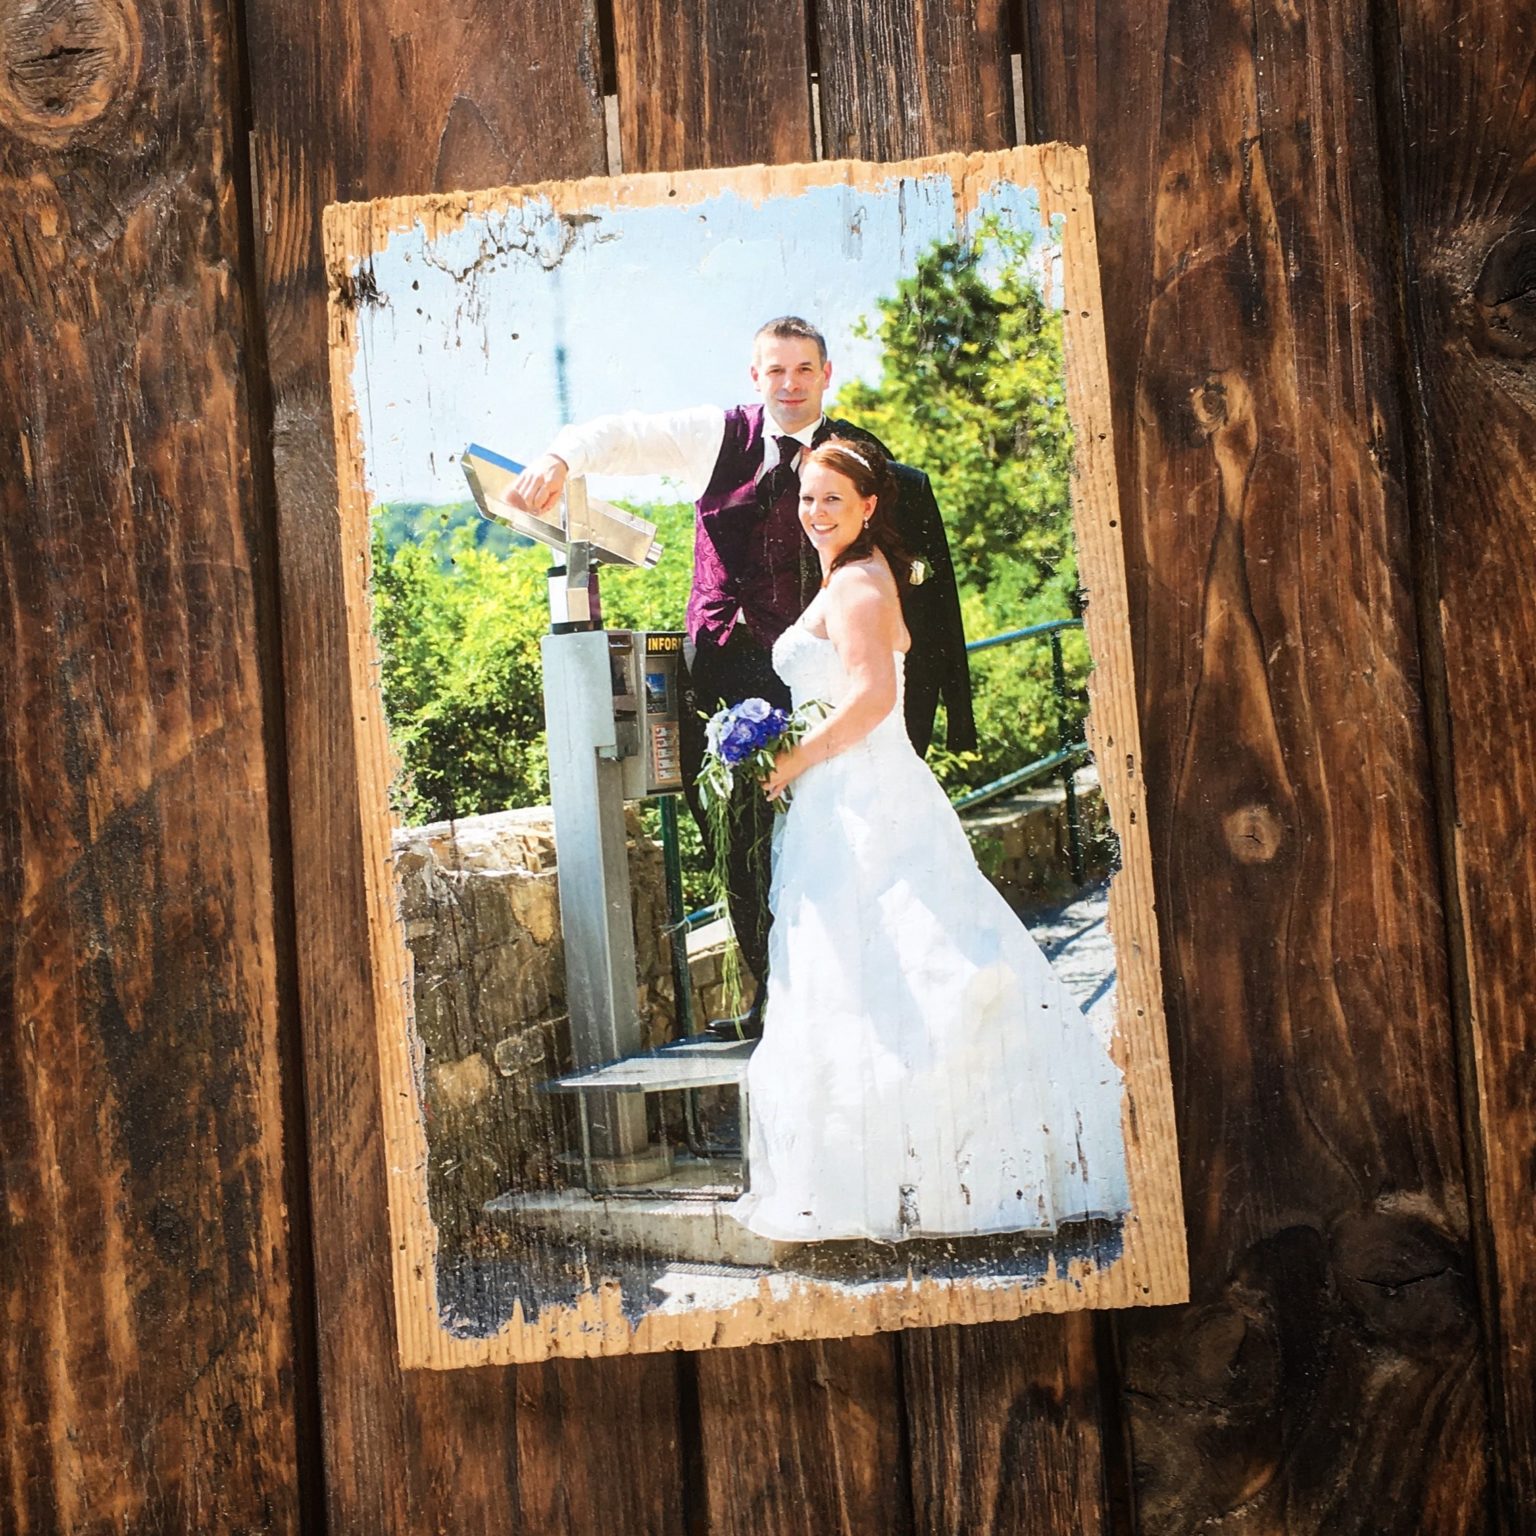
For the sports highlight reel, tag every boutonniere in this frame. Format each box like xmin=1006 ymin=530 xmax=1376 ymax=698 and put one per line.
xmin=909 ymin=558 xmax=928 ymax=586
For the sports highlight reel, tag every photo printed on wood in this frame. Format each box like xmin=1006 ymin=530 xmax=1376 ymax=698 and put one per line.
xmin=323 ymin=147 xmax=1187 ymax=1365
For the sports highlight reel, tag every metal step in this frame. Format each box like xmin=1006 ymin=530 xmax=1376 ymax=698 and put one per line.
xmin=542 ymin=1034 xmax=754 ymax=1095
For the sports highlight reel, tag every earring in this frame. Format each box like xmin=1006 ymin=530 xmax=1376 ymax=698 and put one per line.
xmin=862 ymin=518 xmax=871 ymax=529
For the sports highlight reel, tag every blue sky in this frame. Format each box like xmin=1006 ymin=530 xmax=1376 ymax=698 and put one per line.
xmin=350 ymin=174 xmax=1059 ymax=507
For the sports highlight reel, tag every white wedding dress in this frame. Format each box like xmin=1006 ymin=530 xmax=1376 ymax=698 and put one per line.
xmin=731 ymin=621 xmax=1131 ymax=1243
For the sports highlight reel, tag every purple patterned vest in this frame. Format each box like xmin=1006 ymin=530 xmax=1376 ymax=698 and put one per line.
xmin=685 ymin=404 xmax=807 ymax=649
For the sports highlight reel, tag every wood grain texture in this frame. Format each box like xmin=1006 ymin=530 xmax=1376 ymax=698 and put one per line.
xmin=0 ymin=0 xmax=305 ymax=1528
xmin=695 ymin=1338 xmax=913 ymax=1536
xmin=1388 ymin=1 xmax=1536 ymax=1523
xmin=1027 ymin=0 xmax=1494 ymax=1529
xmin=611 ymin=0 xmax=814 ymax=171
xmin=242 ymin=0 xmax=688 ymax=1528
xmin=903 ymin=1316 xmax=1107 ymax=1534
xmin=814 ymin=0 xmax=1014 ymax=160
xmin=608 ymin=22 xmax=901 ymax=1534
xmin=510 ymin=1358 xmax=689 ymax=1534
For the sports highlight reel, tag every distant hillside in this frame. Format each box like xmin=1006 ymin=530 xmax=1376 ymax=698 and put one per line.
xmin=372 ymin=500 xmax=525 ymax=562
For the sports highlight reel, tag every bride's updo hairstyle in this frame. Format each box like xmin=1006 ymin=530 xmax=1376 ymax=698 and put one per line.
xmin=801 ymin=436 xmax=916 ymax=585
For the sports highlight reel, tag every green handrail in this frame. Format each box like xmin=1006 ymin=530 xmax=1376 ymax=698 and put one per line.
xmin=956 ymin=617 xmax=1088 ymax=884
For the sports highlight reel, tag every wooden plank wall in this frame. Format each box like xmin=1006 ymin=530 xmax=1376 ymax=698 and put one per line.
xmin=0 ymin=0 xmax=314 ymax=1529
xmin=1386 ymin=2 xmax=1536 ymax=1518
xmin=1026 ymin=0 xmax=1494 ymax=1529
xmin=2 ymin=0 xmax=1530 ymax=1532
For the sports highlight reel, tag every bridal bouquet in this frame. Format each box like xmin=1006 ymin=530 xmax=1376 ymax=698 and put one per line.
xmin=696 ymin=696 xmax=828 ymax=815
xmin=700 ymin=699 xmax=789 ymax=807
xmin=696 ymin=696 xmax=826 ymax=1016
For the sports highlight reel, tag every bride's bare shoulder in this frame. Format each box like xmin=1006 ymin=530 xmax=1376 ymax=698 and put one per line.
xmin=825 ymin=561 xmax=904 ymax=651
xmin=827 ymin=554 xmax=899 ymax=601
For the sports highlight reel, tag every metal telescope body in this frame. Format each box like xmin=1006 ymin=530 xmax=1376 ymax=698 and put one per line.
xmin=462 ymin=445 xmax=683 ymax=1179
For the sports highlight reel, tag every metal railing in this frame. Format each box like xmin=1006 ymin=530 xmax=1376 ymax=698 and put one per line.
xmin=657 ymin=616 xmax=1092 ymax=1028
xmin=948 ymin=618 xmax=1089 ymax=886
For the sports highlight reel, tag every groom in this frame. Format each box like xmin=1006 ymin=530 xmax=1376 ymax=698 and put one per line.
xmin=504 ymin=316 xmax=974 ymax=1036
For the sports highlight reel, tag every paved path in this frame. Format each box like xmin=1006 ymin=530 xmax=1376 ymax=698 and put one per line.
xmin=1025 ymin=879 xmax=1117 ymax=1042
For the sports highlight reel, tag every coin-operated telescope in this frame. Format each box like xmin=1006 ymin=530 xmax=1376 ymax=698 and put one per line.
xmin=462 ymin=444 xmax=683 ymax=1185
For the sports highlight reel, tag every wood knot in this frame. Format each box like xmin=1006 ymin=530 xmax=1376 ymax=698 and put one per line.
xmin=1222 ymin=803 xmax=1284 ymax=863
xmin=1190 ymin=374 xmax=1230 ymax=436
xmin=1473 ymin=228 xmax=1536 ymax=359
xmin=1190 ymin=369 xmax=1255 ymax=442
xmin=0 ymin=0 xmax=139 ymax=149
xmin=1331 ymin=1205 xmax=1473 ymax=1350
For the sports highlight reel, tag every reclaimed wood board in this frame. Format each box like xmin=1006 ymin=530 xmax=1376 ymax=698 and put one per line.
xmin=1388 ymin=0 xmax=1536 ymax=1522
xmin=1026 ymin=0 xmax=1495 ymax=1527
xmin=241 ymin=0 xmax=688 ymax=1527
xmin=0 ymin=0 xmax=308 ymax=1527
xmin=323 ymin=144 xmax=1186 ymax=1368
xmin=814 ymin=0 xmax=1015 ymax=160
xmin=612 ymin=0 xmax=815 ymax=172
xmin=903 ymin=1314 xmax=1109 ymax=1533
xmin=694 ymin=1337 xmax=913 ymax=1535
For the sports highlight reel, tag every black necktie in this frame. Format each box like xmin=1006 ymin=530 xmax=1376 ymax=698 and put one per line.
xmin=762 ymin=434 xmax=800 ymax=508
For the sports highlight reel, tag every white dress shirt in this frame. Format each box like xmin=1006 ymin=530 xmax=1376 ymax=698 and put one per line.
xmin=548 ymin=406 xmax=825 ymax=499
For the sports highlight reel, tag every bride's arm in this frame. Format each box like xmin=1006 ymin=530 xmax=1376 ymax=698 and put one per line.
xmin=763 ymin=569 xmax=902 ymax=800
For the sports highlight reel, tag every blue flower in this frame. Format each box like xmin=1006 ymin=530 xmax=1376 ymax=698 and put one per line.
xmin=708 ymin=698 xmax=793 ymax=764
xmin=719 ymin=716 xmax=761 ymax=764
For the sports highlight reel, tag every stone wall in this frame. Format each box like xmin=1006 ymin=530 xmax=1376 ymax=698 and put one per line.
xmin=392 ymin=807 xmax=679 ymax=1243
xmin=960 ymin=764 xmax=1114 ymax=913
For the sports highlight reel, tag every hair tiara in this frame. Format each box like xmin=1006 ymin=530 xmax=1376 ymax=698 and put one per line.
xmin=825 ymin=442 xmax=872 ymax=472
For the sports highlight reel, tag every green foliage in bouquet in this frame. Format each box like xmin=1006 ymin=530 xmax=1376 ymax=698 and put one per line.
xmin=695 ymin=698 xmax=829 ymax=1017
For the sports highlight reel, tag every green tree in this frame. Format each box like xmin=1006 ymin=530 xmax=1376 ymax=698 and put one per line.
xmin=370 ymin=502 xmax=699 ymax=826
xmin=370 ymin=521 xmax=551 ymax=824
xmin=836 ymin=219 xmax=1087 ymax=793
xmin=590 ymin=500 xmax=695 ymax=635
xmin=837 ymin=218 xmax=1077 ymax=606
xmin=373 ymin=498 xmax=520 ymax=561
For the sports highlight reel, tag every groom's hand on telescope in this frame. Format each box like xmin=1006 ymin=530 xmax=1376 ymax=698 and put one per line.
xmin=501 ymin=453 xmax=568 ymax=515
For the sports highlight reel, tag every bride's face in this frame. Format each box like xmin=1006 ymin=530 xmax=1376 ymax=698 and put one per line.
xmin=798 ymin=462 xmax=875 ymax=563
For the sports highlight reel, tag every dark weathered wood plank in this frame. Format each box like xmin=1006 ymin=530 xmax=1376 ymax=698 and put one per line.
xmin=903 ymin=1316 xmax=1107 ymax=1534
xmin=611 ymin=0 xmax=814 ymax=171
xmin=242 ymin=0 xmax=688 ymax=1527
xmin=606 ymin=13 xmax=923 ymax=1530
xmin=1026 ymin=0 xmax=1493 ymax=1528
xmin=1388 ymin=1 xmax=1536 ymax=1523
xmin=809 ymin=12 xmax=1120 ymax=1530
xmin=696 ymin=1338 xmax=913 ymax=1536
xmin=814 ymin=0 xmax=1014 ymax=160
xmin=0 ymin=0 xmax=307 ymax=1528
xmin=511 ymin=1358 xmax=688 ymax=1533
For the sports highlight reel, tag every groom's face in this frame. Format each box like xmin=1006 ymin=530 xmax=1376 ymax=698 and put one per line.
xmin=751 ymin=335 xmax=832 ymax=435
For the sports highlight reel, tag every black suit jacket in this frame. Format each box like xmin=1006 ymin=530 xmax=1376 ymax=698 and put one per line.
xmin=810 ymin=419 xmax=977 ymax=756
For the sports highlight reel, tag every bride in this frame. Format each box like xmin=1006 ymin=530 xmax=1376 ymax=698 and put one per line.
xmin=730 ymin=438 xmax=1130 ymax=1244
